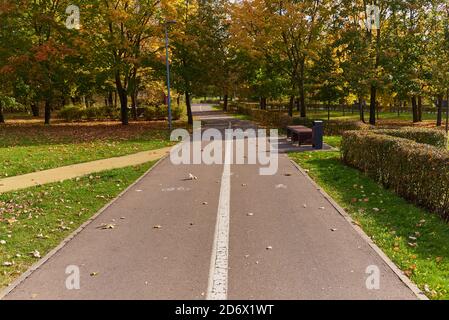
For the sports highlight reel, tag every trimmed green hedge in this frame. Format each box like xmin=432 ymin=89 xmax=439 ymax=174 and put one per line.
xmin=294 ymin=118 xmax=369 ymax=135
xmin=373 ymin=127 xmax=447 ymax=149
xmin=341 ymin=131 xmax=449 ymax=220
xmin=59 ymin=105 xmax=118 ymax=121
xmin=142 ymin=105 xmax=182 ymax=121
xmin=229 ymin=103 xmax=292 ymax=127
xmin=59 ymin=105 xmax=85 ymax=121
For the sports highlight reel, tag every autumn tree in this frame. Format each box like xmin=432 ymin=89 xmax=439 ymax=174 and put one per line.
xmin=82 ymin=0 xmax=163 ymax=125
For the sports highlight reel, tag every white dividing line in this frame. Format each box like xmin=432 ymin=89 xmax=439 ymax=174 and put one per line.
xmin=206 ymin=128 xmax=232 ymax=300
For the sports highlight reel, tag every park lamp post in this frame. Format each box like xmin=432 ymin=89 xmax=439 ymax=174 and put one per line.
xmin=164 ymin=20 xmax=176 ymax=131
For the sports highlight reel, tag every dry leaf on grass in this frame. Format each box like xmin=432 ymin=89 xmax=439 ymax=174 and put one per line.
xmin=30 ymin=250 xmax=41 ymax=258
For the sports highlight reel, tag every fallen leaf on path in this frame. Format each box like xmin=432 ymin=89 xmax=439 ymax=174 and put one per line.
xmin=188 ymin=173 xmax=198 ymax=180
xmin=98 ymin=223 xmax=115 ymax=230
xmin=90 ymin=272 xmax=99 ymax=277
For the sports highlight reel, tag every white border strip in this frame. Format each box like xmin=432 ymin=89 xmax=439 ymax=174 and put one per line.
xmin=206 ymin=132 xmax=232 ymax=300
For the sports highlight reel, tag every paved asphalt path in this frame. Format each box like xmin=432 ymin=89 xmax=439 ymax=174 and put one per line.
xmin=2 ymin=104 xmax=418 ymax=300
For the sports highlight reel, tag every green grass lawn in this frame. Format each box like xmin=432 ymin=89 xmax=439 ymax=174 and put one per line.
xmin=0 ymin=124 xmax=174 ymax=177
xmin=289 ymin=150 xmax=449 ymax=299
xmin=324 ymin=136 xmax=342 ymax=148
xmin=0 ymin=162 xmax=155 ymax=289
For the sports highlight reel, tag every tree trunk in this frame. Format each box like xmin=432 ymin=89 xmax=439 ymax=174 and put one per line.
xmin=115 ymin=72 xmax=129 ymax=125
xmin=108 ymin=91 xmax=113 ymax=107
xmin=0 ymin=101 xmax=5 ymax=123
xmin=417 ymin=95 xmax=422 ymax=122
xmin=288 ymin=96 xmax=294 ymax=117
xmin=299 ymin=59 xmax=306 ymax=117
xmin=437 ymin=95 xmax=443 ymax=127
xmin=223 ymin=94 xmax=228 ymax=112
xmin=260 ymin=97 xmax=267 ymax=110
xmin=359 ymin=98 xmax=365 ymax=123
xmin=185 ymin=91 xmax=193 ymax=125
xmin=369 ymin=85 xmax=376 ymax=125
xmin=117 ymin=89 xmax=128 ymax=125
xmin=131 ymin=90 xmax=138 ymax=121
xmin=31 ymin=102 xmax=39 ymax=117
xmin=412 ymin=96 xmax=419 ymax=123
xmin=44 ymin=100 xmax=51 ymax=125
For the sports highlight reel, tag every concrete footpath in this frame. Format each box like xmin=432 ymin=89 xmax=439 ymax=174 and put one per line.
xmin=0 ymin=105 xmax=424 ymax=300
xmin=0 ymin=147 xmax=172 ymax=194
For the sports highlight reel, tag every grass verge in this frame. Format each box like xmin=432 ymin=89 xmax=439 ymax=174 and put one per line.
xmin=289 ymin=151 xmax=449 ymax=300
xmin=0 ymin=161 xmax=155 ymax=289
xmin=0 ymin=124 xmax=174 ymax=177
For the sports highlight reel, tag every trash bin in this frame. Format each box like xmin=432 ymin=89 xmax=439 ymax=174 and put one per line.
xmin=312 ymin=121 xmax=323 ymax=150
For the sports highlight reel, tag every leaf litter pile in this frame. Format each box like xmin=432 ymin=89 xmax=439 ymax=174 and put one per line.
xmin=0 ymin=162 xmax=153 ymax=289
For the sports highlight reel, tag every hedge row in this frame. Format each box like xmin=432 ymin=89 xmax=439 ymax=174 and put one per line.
xmin=373 ymin=127 xmax=448 ymax=149
xmin=341 ymin=131 xmax=449 ymax=220
xmin=230 ymin=103 xmax=292 ymax=127
xmin=293 ymin=118 xmax=369 ymax=135
xmin=59 ymin=104 xmax=182 ymax=122
xmin=59 ymin=105 xmax=119 ymax=121
xmin=142 ymin=105 xmax=182 ymax=121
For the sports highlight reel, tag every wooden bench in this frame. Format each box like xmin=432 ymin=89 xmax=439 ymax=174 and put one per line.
xmin=286 ymin=125 xmax=313 ymax=146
